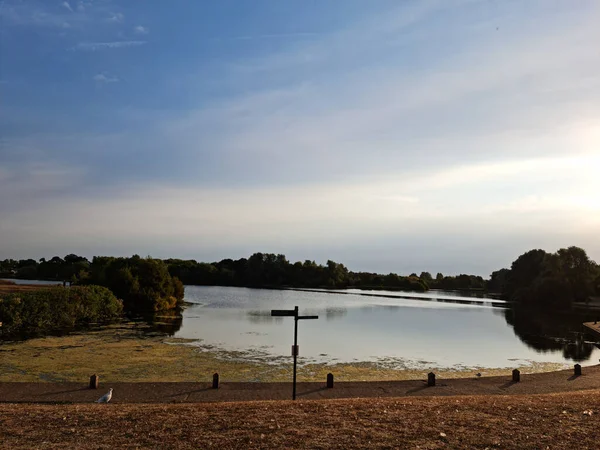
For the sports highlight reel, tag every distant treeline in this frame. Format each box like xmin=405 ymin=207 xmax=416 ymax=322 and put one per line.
xmin=0 ymin=252 xmax=486 ymax=293
xmin=2 ymin=247 xmax=599 ymax=310
xmin=164 ymin=254 xmax=488 ymax=292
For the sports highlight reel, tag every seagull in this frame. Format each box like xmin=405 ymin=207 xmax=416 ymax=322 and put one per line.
xmin=95 ymin=388 xmax=113 ymax=403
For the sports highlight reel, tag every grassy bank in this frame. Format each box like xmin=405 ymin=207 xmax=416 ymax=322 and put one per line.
xmin=0 ymin=322 xmax=567 ymax=383
xmin=0 ymin=281 xmax=58 ymax=294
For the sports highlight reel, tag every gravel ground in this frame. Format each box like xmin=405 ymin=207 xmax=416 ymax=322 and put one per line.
xmin=1 ymin=390 xmax=600 ymax=449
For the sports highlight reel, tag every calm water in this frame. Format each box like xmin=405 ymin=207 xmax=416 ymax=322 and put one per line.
xmin=5 ymin=279 xmax=598 ymax=369
xmin=177 ymin=286 xmax=600 ymax=370
xmin=2 ymin=278 xmax=60 ymax=285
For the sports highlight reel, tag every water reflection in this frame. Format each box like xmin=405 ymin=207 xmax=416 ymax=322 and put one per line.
xmin=504 ymin=308 xmax=597 ymax=362
xmin=176 ymin=285 xmax=600 ymax=368
xmin=129 ymin=309 xmax=183 ymax=336
xmin=247 ymin=310 xmax=283 ymax=324
xmin=325 ymin=307 xmax=347 ymax=321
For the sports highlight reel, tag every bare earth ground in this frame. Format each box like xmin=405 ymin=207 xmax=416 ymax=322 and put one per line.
xmin=2 ymin=390 xmax=600 ymax=449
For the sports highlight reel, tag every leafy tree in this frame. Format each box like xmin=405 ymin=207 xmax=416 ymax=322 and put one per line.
xmin=85 ymin=256 xmax=184 ymax=312
xmin=501 ymin=246 xmax=599 ymax=309
xmin=419 ymin=272 xmax=433 ymax=283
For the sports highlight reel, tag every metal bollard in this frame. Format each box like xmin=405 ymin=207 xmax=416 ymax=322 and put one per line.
xmin=327 ymin=373 xmax=334 ymax=389
xmin=512 ymin=369 xmax=520 ymax=382
xmin=427 ymin=372 xmax=436 ymax=387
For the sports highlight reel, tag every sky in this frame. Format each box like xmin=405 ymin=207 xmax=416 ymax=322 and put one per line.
xmin=0 ymin=0 xmax=599 ymax=276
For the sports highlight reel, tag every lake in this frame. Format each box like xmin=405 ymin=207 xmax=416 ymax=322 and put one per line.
xmin=4 ymin=279 xmax=598 ymax=370
xmin=177 ymin=285 xmax=600 ymax=370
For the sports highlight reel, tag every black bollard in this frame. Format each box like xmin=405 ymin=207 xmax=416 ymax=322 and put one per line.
xmin=212 ymin=373 xmax=219 ymax=389
xmin=89 ymin=374 xmax=99 ymax=389
xmin=512 ymin=369 xmax=520 ymax=382
xmin=327 ymin=373 xmax=334 ymax=389
xmin=427 ymin=372 xmax=436 ymax=387
xmin=574 ymin=364 xmax=582 ymax=376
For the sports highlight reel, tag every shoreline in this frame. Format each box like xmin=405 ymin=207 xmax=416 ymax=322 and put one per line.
xmin=0 ymin=323 xmax=575 ymax=383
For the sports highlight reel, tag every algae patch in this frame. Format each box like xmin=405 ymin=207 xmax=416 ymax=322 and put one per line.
xmin=0 ymin=322 xmax=569 ymax=383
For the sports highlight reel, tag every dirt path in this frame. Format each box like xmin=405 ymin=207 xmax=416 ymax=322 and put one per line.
xmin=2 ymin=390 xmax=600 ymax=449
xmin=1 ymin=364 xmax=599 ymax=403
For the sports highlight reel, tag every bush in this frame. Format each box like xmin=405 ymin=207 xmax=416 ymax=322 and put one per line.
xmin=85 ymin=256 xmax=185 ymax=312
xmin=0 ymin=285 xmax=123 ymax=338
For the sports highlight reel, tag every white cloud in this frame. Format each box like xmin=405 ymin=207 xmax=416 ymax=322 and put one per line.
xmin=74 ymin=41 xmax=146 ymax=51
xmin=108 ymin=12 xmax=124 ymax=23
xmin=2 ymin=154 xmax=598 ymax=251
xmin=62 ymin=1 xmax=73 ymax=12
xmin=134 ymin=25 xmax=148 ymax=35
xmin=93 ymin=72 xmax=119 ymax=83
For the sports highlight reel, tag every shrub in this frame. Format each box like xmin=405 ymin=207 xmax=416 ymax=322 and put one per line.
xmin=0 ymin=285 xmax=123 ymax=338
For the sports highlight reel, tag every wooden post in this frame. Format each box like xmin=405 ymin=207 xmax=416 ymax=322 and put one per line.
xmin=574 ymin=364 xmax=582 ymax=376
xmin=427 ymin=372 xmax=436 ymax=387
xmin=512 ymin=369 xmax=520 ymax=382
xmin=89 ymin=374 xmax=99 ymax=389
xmin=327 ymin=373 xmax=334 ymax=389
xmin=212 ymin=373 xmax=219 ymax=389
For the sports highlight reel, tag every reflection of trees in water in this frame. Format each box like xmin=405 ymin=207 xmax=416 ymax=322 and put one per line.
xmin=246 ymin=310 xmax=283 ymax=324
xmin=131 ymin=309 xmax=183 ymax=336
xmin=504 ymin=307 xmax=596 ymax=362
xmin=325 ymin=307 xmax=347 ymax=321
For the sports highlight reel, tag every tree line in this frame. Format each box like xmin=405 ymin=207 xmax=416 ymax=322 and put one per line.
xmin=2 ymin=246 xmax=599 ymax=310
xmin=490 ymin=246 xmax=600 ymax=309
xmin=1 ymin=255 xmax=184 ymax=313
xmin=0 ymin=253 xmax=435 ymax=292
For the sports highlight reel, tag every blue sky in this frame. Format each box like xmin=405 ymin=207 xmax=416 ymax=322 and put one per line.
xmin=1 ymin=0 xmax=599 ymax=275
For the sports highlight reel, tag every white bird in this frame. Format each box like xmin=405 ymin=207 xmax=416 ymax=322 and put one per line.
xmin=95 ymin=388 xmax=113 ymax=403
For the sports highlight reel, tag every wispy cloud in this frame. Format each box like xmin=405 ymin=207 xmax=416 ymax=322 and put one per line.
xmin=61 ymin=1 xmax=73 ymax=12
xmin=74 ymin=41 xmax=146 ymax=51
xmin=93 ymin=72 xmax=119 ymax=83
xmin=133 ymin=25 xmax=148 ymax=35
xmin=213 ymin=32 xmax=319 ymax=42
xmin=108 ymin=12 xmax=124 ymax=23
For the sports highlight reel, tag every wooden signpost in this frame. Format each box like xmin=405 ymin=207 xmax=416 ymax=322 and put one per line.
xmin=271 ymin=306 xmax=319 ymax=400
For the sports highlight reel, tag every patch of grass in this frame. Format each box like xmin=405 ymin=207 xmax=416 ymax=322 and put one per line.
xmin=0 ymin=283 xmax=56 ymax=294
xmin=0 ymin=323 xmax=567 ymax=383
